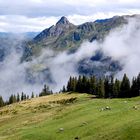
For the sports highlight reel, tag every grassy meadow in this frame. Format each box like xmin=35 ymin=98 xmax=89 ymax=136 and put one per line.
xmin=0 ymin=93 xmax=140 ymax=140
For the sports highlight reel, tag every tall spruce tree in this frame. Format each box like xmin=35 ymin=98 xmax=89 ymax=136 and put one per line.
xmin=97 ymin=79 xmax=105 ymax=98
xmin=113 ymin=79 xmax=121 ymax=98
xmin=136 ymin=73 xmax=140 ymax=96
xmin=104 ymin=77 xmax=110 ymax=98
xmin=67 ymin=76 xmax=73 ymax=91
xmin=81 ymin=75 xmax=88 ymax=93
xmin=39 ymin=85 xmax=52 ymax=96
xmin=9 ymin=94 xmax=17 ymax=104
xmin=109 ymin=76 xmax=114 ymax=98
xmin=21 ymin=92 xmax=24 ymax=101
xmin=131 ymin=74 xmax=140 ymax=97
xmin=119 ymin=74 xmax=130 ymax=98
xmin=62 ymin=86 xmax=66 ymax=92
xmin=17 ymin=93 xmax=20 ymax=102
xmin=31 ymin=92 xmax=34 ymax=98
xmin=89 ymin=76 xmax=96 ymax=94
xmin=76 ymin=75 xmax=82 ymax=92
xmin=131 ymin=77 xmax=137 ymax=97
xmin=0 ymin=96 xmax=4 ymax=107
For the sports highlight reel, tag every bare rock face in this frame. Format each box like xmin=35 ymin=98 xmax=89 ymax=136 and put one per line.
xmin=34 ymin=16 xmax=75 ymax=42
xmin=56 ymin=16 xmax=71 ymax=26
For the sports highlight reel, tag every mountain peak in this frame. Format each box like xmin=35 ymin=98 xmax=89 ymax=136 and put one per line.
xmin=56 ymin=16 xmax=70 ymax=25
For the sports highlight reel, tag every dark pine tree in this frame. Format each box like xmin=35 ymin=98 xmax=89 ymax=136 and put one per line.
xmin=39 ymin=85 xmax=52 ymax=96
xmin=67 ymin=76 xmax=72 ymax=92
xmin=62 ymin=86 xmax=66 ymax=92
xmin=136 ymin=73 xmax=140 ymax=96
xmin=0 ymin=96 xmax=4 ymax=107
xmin=75 ymin=75 xmax=82 ymax=92
xmin=89 ymin=76 xmax=96 ymax=94
xmin=113 ymin=79 xmax=121 ymax=98
xmin=97 ymin=79 xmax=105 ymax=98
xmin=109 ymin=76 xmax=114 ymax=98
xmin=27 ymin=95 xmax=29 ymax=100
xmin=81 ymin=75 xmax=88 ymax=93
xmin=31 ymin=92 xmax=34 ymax=98
xmin=17 ymin=93 xmax=20 ymax=102
xmin=9 ymin=94 xmax=17 ymax=104
xmin=131 ymin=73 xmax=140 ymax=97
xmin=104 ymin=77 xmax=110 ymax=98
xmin=21 ymin=92 xmax=24 ymax=101
xmin=23 ymin=94 xmax=27 ymax=100
xmin=119 ymin=74 xmax=130 ymax=98
xmin=131 ymin=77 xmax=138 ymax=97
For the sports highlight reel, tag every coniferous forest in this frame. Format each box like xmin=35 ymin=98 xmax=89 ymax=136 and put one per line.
xmin=63 ymin=73 xmax=140 ymax=98
xmin=0 ymin=84 xmax=52 ymax=108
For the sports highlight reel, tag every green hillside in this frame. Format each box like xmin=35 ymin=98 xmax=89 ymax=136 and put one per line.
xmin=0 ymin=93 xmax=140 ymax=140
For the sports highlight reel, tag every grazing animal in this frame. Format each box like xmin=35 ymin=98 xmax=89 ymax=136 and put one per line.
xmin=133 ymin=106 xmax=138 ymax=110
xmin=100 ymin=106 xmax=111 ymax=111
xmin=59 ymin=128 xmax=64 ymax=131
xmin=105 ymin=106 xmax=111 ymax=110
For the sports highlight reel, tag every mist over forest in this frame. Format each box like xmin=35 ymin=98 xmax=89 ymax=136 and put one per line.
xmin=0 ymin=15 xmax=140 ymax=99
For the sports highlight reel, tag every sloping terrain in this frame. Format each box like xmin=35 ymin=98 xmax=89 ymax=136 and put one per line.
xmin=0 ymin=93 xmax=140 ymax=140
xmin=23 ymin=15 xmax=128 ymax=59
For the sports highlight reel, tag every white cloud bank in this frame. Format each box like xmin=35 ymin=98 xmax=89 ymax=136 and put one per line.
xmin=102 ymin=16 xmax=140 ymax=78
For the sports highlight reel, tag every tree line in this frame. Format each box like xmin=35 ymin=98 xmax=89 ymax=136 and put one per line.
xmin=0 ymin=84 xmax=53 ymax=108
xmin=0 ymin=92 xmax=35 ymax=107
xmin=63 ymin=73 xmax=140 ymax=98
xmin=1 ymin=73 xmax=140 ymax=108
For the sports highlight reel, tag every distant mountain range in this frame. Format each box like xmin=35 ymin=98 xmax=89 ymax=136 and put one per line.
xmin=0 ymin=32 xmax=39 ymax=40
xmin=33 ymin=16 xmax=127 ymax=47
xmin=23 ymin=15 xmax=128 ymax=60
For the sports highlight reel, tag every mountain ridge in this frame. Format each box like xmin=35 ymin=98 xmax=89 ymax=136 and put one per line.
xmin=22 ymin=15 xmax=130 ymax=62
xmin=33 ymin=16 xmax=75 ymax=43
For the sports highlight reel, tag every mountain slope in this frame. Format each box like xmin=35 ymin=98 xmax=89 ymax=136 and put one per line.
xmin=0 ymin=93 xmax=140 ymax=140
xmin=34 ymin=15 xmax=127 ymax=49
xmin=23 ymin=15 xmax=128 ymax=59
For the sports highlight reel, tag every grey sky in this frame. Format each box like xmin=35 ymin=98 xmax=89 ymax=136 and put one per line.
xmin=0 ymin=0 xmax=140 ymax=32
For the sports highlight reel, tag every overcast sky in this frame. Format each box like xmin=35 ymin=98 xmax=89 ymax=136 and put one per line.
xmin=0 ymin=0 xmax=140 ymax=32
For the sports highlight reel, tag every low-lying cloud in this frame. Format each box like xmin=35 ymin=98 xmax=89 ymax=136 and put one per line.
xmin=102 ymin=16 xmax=140 ymax=78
